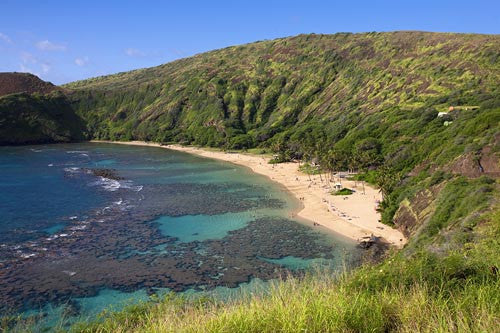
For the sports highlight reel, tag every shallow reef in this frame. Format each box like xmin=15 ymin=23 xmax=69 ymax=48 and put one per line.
xmin=0 ymin=169 xmax=341 ymax=315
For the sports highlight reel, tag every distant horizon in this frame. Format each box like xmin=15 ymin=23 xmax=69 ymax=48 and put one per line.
xmin=1 ymin=0 xmax=499 ymax=84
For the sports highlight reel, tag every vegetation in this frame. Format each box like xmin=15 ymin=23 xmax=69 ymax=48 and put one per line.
xmin=0 ymin=92 xmax=85 ymax=145
xmin=298 ymin=162 xmax=322 ymax=175
xmin=64 ymin=186 xmax=497 ymax=332
xmin=332 ymin=188 xmax=354 ymax=195
xmin=65 ymin=32 xmax=498 ymax=148
xmin=64 ymin=31 xmax=499 ymax=228
xmin=1 ymin=31 xmax=499 ymax=331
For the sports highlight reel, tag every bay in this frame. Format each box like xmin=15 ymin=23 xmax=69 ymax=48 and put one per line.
xmin=0 ymin=143 xmax=360 ymax=328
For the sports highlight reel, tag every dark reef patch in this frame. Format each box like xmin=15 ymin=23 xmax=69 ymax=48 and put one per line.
xmin=0 ymin=170 xmax=342 ymax=314
xmin=83 ymin=168 xmax=124 ymax=180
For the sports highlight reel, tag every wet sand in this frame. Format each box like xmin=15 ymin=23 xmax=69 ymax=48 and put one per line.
xmin=92 ymin=141 xmax=407 ymax=247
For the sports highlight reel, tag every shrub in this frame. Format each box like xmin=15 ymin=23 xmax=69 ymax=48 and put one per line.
xmin=332 ymin=188 xmax=354 ymax=195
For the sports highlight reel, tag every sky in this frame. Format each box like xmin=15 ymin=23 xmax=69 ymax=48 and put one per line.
xmin=1 ymin=0 xmax=499 ymax=84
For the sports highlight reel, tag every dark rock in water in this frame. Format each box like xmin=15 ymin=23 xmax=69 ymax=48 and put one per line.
xmin=84 ymin=168 xmax=124 ymax=180
xmin=358 ymin=235 xmax=390 ymax=263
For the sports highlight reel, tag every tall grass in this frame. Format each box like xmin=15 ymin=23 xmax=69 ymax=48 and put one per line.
xmin=70 ymin=264 xmax=499 ymax=332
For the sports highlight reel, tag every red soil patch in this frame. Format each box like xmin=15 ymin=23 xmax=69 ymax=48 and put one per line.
xmin=0 ymin=72 xmax=59 ymax=97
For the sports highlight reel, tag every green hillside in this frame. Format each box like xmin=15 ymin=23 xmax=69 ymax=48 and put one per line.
xmin=0 ymin=72 xmax=85 ymax=145
xmin=65 ymin=31 xmax=499 ymax=148
xmin=0 ymin=92 xmax=86 ymax=145
xmin=65 ymin=32 xmax=499 ymax=178
xmin=3 ymin=31 xmax=500 ymax=331
xmin=65 ymin=31 xmax=500 ymax=225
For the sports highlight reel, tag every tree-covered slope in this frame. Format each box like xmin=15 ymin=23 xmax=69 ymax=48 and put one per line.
xmin=0 ymin=73 xmax=85 ymax=145
xmin=65 ymin=31 xmax=499 ymax=147
xmin=0 ymin=92 xmax=86 ymax=145
xmin=66 ymin=31 xmax=500 ymax=225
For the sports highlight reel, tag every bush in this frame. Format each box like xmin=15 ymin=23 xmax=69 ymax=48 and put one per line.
xmin=332 ymin=188 xmax=354 ymax=195
xmin=229 ymin=134 xmax=255 ymax=150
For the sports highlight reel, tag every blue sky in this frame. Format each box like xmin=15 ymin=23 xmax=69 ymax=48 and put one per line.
xmin=1 ymin=0 xmax=498 ymax=84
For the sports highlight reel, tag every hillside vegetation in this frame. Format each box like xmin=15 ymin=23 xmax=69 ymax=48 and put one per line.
xmin=0 ymin=92 xmax=85 ymax=145
xmin=66 ymin=31 xmax=500 ymax=225
xmin=66 ymin=31 xmax=499 ymax=149
xmin=2 ymin=31 xmax=500 ymax=331
xmin=0 ymin=73 xmax=84 ymax=145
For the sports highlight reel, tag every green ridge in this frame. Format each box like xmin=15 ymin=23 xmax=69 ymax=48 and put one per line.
xmin=0 ymin=92 xmax=85 ymax=145
xmin=2 ymin=31 xmax=500 ymax=332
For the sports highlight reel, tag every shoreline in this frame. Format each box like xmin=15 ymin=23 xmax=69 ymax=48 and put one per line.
xmin=91 ymin=140 xmax=406 ymax=247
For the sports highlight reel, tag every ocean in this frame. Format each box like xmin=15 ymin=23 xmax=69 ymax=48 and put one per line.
xmin=0 ymin=143 xmax=359 ymax=327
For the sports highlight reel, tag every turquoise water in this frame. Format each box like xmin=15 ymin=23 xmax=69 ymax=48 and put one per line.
xmin=43 ymin=223 xmax=66 ymax=235
xmin=156 ymin=211 xmax=259 ymax=242
xmin=260 ymin=256 xmax=333 ymax=271
xmin=0 ymin=143 xmax=359 ymax=328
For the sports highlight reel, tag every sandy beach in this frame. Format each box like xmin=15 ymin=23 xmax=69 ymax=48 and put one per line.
xmin=92 ymin=140 xmax=407 ymax=247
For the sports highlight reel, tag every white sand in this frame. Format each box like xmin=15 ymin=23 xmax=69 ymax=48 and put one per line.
xmin=92 ymin=140 xmax=407 ymax=247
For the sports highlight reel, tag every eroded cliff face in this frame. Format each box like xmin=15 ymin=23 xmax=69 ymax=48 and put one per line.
xmin=448 ymin=145 xmax=500 ymax=178
xmin=394 ymin=150 xmax=498 ymax=243
xmin=479 ymin=146 xmax=500 ymax=177
xmin=397 ymin=131 xmax=498 ymax=239
xmin=393 ymin=184 xmax=444 ymax=238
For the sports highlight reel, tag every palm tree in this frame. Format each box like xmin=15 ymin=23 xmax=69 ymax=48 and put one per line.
xmin=376 ymin=165 xmax=401 ymax=199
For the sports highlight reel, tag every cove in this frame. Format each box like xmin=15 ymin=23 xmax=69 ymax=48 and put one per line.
xmin=0 ymin=142 xmax=360 ymax=328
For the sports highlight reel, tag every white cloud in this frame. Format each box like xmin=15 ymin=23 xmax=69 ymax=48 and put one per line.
xmin=41 ymin=63 xmax=50 ymax=74
xmin=36 ymin=39 xmax=67 ymax=51
xmin=0 ymin=32 xmax=12 ymax=43
xmin=125 ymin=48 xmax=146 ymax=57
xmin=19 ymin=52 xmax=50 ymax=77
xmin=74 ymin=56 xmax=89 ymax=66
xmin=21 ymin=51 xmax=37 ymax=64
